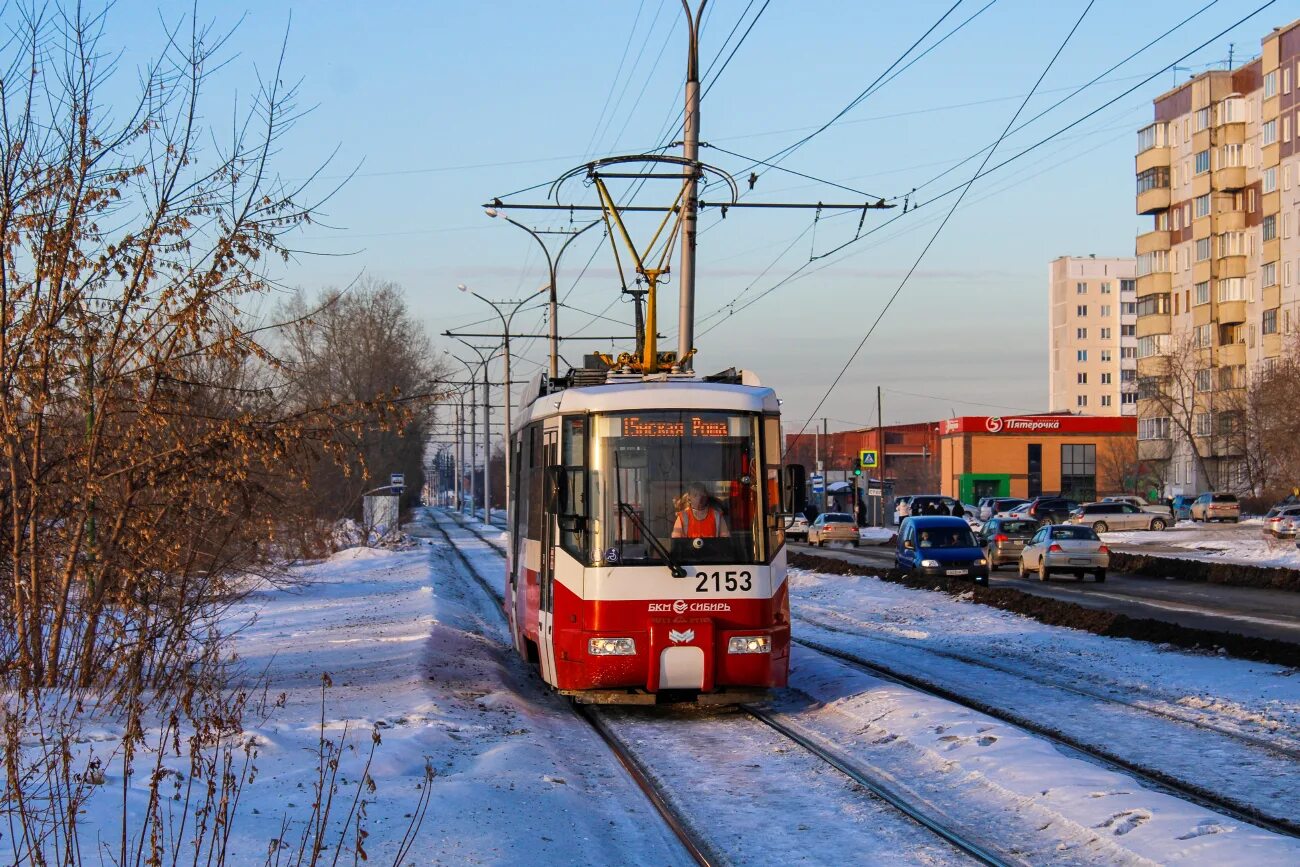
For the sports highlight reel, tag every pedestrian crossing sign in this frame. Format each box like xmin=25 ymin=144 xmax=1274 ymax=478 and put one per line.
xmin=860 ymin=449 xmax=878 ymax=468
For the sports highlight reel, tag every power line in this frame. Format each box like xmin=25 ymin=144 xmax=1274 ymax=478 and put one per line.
xmin=785 ymin=0 xmax=1096 ymax=456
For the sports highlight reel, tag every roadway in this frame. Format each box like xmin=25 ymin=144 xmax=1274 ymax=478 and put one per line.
xmin=789 ymin=540 xmax=1300 ymax=645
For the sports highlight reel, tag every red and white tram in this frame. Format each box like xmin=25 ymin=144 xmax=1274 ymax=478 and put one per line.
xmin=504 ymin=368 xmax=804 ymax=704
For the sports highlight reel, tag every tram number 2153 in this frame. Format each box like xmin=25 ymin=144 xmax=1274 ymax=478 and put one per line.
xmin=695 ymin=570 xmax=753 ymax=593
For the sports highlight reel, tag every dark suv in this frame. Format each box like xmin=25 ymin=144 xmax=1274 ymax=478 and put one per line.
xmin=1023 ymin=496 xmax=1080 ymax=526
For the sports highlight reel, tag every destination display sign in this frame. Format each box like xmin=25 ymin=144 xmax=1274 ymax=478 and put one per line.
xmin=620 ymin=416 xmax=733 ymax=438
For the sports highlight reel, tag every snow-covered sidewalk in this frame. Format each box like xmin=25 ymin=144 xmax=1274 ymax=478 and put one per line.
xmin=1103 ymin=520 xmax=1300 ymax=569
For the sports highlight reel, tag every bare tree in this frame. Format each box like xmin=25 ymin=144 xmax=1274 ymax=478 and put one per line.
xmin=1229 ymin=330 xmax=1300 ymax=497
xmin=1139 ymin=331 xmax=1218 ymax=491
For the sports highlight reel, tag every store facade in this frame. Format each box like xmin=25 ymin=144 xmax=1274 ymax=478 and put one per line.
xmin=938 ymin=415 xmax=1138 ymax=504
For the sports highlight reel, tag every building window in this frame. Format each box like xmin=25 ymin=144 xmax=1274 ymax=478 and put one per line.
xmin=1100 ymin=327 xmax=1112 ymax=340
xmin=1195 ymin=237 xmax=1211 ymax=261
xmin=1217 ymin=277 xmax=1245 ymax=302
xmin=1100 ymin=282 xmax=1111 ymax=294
xmin=1137 ymin=122 xmax=1167 ymax=152
xmin=1194 ymin=150 xmax=1210 ymax=174
xmin=1121 ymin=324 xmax=1135 ymax=337
xmin=1263 ymin=308 xmax=1279 ymax=334
xmin=1195 ymin=368 xmax=1212 ymax=392
xmin=1264 ymin=166 xmax=1277 ymax=193
xmin=1076 ymin=327 xmax=1088 ymax=339
xmin=1076 ymin=281 xmax=1087 ymax=294
xmin=1077 ymin=350 xmax=1088 ymax=362
xmin=1120 ymin=278 xmax=1135 ymax=294
xmin=1194 ymin=281 xmax=1210 ymax=304
xmin=1139 ymin=417 xmax=1171 ymax=440
xmin=1076 ymin=394 xmax=1088 ymax=408
xmin=1263 ymin=118 xmax=1278 ymax=145
xmin=1262 ymin=214 xmax=1277 ymax=242
xmin=1136 ymin=250 xmax=1168 ymax=276
xmin=1286 ymin=261 xmax=1293 ymax=287
xmin=1194 ymin=194 xmax=1211 ymax=218
xmin=1060 ymin=444 xmax=1097 ymax=501
xmin=1136 ymin=166 xmax=1170 ymax=195
xmin=1218 ymin=231 xmax=1246 ymax=257
xmin=1077 ymin=372 xmax=1088 ymax=384
xmin=1135 ymin=293 xmax=1169 ymax=317
xmin=1121 ymin=369 xmax=1136 ymax=383
xmin=1121 ymin=346 xmax=1136 ymax=359
xmin=1195 ymin=412 xmax=1212 ymax=437
xmin=1136 ymin=335 xmax=1165 ymax=358
xmin=1195 ymin=323 xmax=1212 ymax=347
xmin=1262 ymin=261 xmax=1277 ymax=287
xmin=1265 ymin=71 xmax=1278 ymax=99
xmin=1101 ymin=394 xmax=1112 ymax=407
xmin=1219 ymin=142 xmax=1244 ymax=167
xmin=1121 ymin=301 xmax=1136 ymax=315
xmin=1100 ymin=304 xmax=1111 ymax=317
xmin=1122 ymin=392 xmax=1137 ymax=406
xmin=1194 ymin=107 xmax=1210 ymax=131
xmin=1101 ymin=372 xmax=1112 ymax=385
xmin=1076 ymin=304 xmax=1088 ymax=317
xmin=1218 ymin=365 xmax=1245 ymax=390
xmin=1101 ymin=349 xmax=1112 ymax=362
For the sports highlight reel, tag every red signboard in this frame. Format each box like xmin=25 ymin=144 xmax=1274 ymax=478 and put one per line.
xmin=940 ymin=415 xmax=1136 ymax=436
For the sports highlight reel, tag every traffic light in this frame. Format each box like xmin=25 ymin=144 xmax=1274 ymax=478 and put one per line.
xmin=853 ymin=457 xmax=862 ymax=477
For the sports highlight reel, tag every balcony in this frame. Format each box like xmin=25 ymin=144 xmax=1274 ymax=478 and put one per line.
xmin=1135 ymin=230 xmax=1170 ymax=255
xmin=1212 ymin=165 xmax=1246 ymax=190
xmin=1263 ymin=331 xmax=1282 ymax=358
xmin=1216 ymin=209 xmax=1246 ymax=232
xmin=1216 ymin=254 xmax=1247 ymax=278
xmin=1136 ymin=272 xmax=1171 ymax=294
xmin=1218 ymin=342 xmax=1246 ymax=366
xmin=1136 ymin=355 xmax=1169 ymax=379
xmin=1137 ymin=186 xmax=1170 ymax=214
xmin=1136 ymin=313 xmax=1171 ymax=337
xmin=1217 ymin=299 xmax=1246 ymax=325
xmin=1135 ymin=146 xmax=1170 ymax=173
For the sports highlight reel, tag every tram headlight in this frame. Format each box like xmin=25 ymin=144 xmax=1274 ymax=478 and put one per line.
xmin=920 ymin=559 xmax=940 ymax=568
xmin=727 ymin=635 xmax=771 ymax=654
xmin=588 ymin=637 xmax=636 ymax=656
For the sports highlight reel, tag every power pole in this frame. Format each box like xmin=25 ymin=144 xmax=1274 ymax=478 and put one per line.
xmin=677 ymin=0 xmax=707 ymax=371
xmin=877 ymin=385 xmax=886 ymax=482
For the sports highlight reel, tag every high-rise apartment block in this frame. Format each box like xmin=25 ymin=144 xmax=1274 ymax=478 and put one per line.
xmin=1133 ymin=19 xmax=1300 ymax=494
xmin=1048 ymin=256 xmax=1138 ymax=417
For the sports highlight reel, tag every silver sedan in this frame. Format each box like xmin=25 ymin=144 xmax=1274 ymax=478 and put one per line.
xmin=1018 ymin=524 xmax=1109 ymax=583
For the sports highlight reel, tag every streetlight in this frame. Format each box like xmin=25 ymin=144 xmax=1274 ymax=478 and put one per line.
xmin=450 ymin=341 xmax=503 ymax=522
xmin=484 ymin=208 xmax=599 ymax=380
xmin=457 ymin=283 xmax=541 ymax=524
xmin=445 ymin=353 xmax=480 ymax=516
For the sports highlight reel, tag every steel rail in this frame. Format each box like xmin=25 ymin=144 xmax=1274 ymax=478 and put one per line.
xmin=426 ymin=509 xmax=711 ymax=864
xmin=743 ymin=706 xmax=1011 ymax=867
xmin=793 ymin=633 xmax=1300 ymax=839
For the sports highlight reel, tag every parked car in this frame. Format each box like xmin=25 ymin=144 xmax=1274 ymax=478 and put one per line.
xmin=808 ymin=512 xmax=859 ymax=547
xmin=893 ymin=495 xmax=914 ymax=525
xmin=1170 ymin=494 xmax=1196 ymax=522
xmin=1101 ymin=495 xmax=1175 ymax=520
xmin=1280 ymin=513 xmax=1300 ymax=539
xmin=1190 ymin=492 xmax=1240 ymax=523
xmin=977 ymin=517 xmax=1039 ymax=569
xmin=895 ymin=516 xmax=989 ymax=585
xmin=785 ymin=512 xmax=811 ymax=541
xmin=1018 ymin=524 xmax=1110 ymax=582
xmin=979 ymin=497 xmax=1028 ymax=521
xmin=1262 ymin=505 xmax=1300 ymax=538
xmin=1020 ymin=496 xmax=1081 ymax=526
xmin=1068 ymin=501 xmax=1169 ymax=533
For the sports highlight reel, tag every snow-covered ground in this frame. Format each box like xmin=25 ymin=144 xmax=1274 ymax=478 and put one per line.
xmin=10 ymin=510 xmax=1299 ymax=865
xmin=1103 ymin=519 xmax=1300 ymax=569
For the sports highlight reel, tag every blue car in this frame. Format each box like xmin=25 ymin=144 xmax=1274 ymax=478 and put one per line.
xmin=895 ymin=516 xmax=990 ymax=586
xmin=1170 ymin=495 xmax=1195 ymax=522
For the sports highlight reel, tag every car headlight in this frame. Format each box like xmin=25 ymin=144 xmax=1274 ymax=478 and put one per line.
xmin=976 ymin=558 xmax=988 ymax=566
xmin=727 ymin=635 xmax=771 ymax=654
xmin=920 ymin=559 xmax=939 ymax=568
xmin=588 ymin=637 xmax=636 ymax=656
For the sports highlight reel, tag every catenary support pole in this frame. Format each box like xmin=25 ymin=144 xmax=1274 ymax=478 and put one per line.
xmin=676 ymin=0 xmax=708 ymax=371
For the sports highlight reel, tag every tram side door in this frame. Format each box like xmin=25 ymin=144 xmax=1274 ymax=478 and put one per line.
xmin=538 ymin=425 xmax=560 ymax=686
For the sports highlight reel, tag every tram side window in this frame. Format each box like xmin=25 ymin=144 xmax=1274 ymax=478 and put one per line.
xmin=763 ymin=415 xmax=782 ymax=555
xmin=526 ymin=423 xmax=544 ymax=542
xmin=512 ymin=429 xmax=529 ymax=567
xmin=560 ymin=416 xmax=587 ymax=559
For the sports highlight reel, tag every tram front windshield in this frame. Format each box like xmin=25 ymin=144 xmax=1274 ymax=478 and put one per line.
xmin=589 ymin=411 xmax=764 ymax=566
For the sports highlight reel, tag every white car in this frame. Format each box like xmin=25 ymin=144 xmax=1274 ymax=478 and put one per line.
xmin=1018 ymin=524 xmax=1110 ymax=583
xmin=785 ymin=513 xmax=810 ymax=541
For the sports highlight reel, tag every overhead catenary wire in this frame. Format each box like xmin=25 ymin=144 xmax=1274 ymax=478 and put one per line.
xmin=784 ymin=0 xmax=1098 ymax=456
xmin=698 ymin=0 xmax=1264 ymax=333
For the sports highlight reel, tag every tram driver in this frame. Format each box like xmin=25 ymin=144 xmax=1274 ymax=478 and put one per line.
xmin=671 ymin=481 xmax=731 ymax=539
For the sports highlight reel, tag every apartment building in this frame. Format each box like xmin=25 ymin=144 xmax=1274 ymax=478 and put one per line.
xmin=1133 ymin=18 xmax=1300 ymax=495
xmin=1048 ymin=256 xmax=1138 ymax=416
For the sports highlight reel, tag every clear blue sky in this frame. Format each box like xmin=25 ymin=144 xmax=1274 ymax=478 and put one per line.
xmin=87 ymin=1 xmax=1285 ymax=432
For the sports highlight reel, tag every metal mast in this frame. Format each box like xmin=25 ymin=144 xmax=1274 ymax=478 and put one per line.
xmin=677 ymin=0 xmax=708 ymax=371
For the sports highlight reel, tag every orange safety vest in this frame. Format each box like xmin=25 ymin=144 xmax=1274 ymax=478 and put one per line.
xmin=678 ymin=506 xmax=721 ymax=538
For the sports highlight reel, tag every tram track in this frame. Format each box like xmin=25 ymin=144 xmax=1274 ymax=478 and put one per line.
xmin=430 ymin=508 xmax=1000 ymax=865
xmin=443 ymin=510 xmax=1300 ymax=839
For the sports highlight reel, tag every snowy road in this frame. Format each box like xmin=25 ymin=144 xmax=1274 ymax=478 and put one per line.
xmin=791 ymin=541 xmax=1300 ymax=643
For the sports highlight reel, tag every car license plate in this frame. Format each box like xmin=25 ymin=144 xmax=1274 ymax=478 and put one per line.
xmin=1069 ymin=558 xmax=1090 ymax=565
xmin=945 ymin=569 xmax=967 ymax=576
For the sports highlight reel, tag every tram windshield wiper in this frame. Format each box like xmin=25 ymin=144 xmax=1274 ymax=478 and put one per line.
xmin=617 ymin=502 xmax=687 ymax=578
